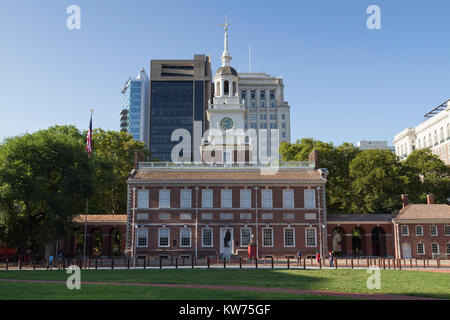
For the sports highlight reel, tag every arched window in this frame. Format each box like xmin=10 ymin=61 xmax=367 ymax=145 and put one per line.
xmin=418 ymin=139 xmax=422 ymax=149
xmin=224 ymin=80 xmax=229 ymax=96
xmin=441 ymin=127 xmax=445 ymax=142
xmin=111 ymin=229 xmax=122 ymax=257
xmin=73 ymin=229 xmax=84 ymax=258
xmin=92 ymin=229 xmax=103 ymax=257
xmin=423 ymin=137 xmax=426 ymax=149
xmin=434 ymin=130 xmax=438 ymax=145
xmin=216 ymin=81 xmax=220 ymax=96
xmin=447 ymin=123 xmax=450 ymax=139
xmin=401 ymin=144 xmax=404 ymax=155
xmin=232 ymin=81 xmax=237 ymax=96
xmin=428 ymin=134 xmax=432 ymax=147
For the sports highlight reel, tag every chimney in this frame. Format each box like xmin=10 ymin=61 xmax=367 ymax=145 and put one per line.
xmin=401 ymin=194 xmax=408 ymax=209
xmin=427 ymin=194 xmax=435 ymax=205
xmin=309 ymin=150 xmax=319 ymax=170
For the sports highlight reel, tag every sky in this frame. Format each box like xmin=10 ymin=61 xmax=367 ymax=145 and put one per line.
xmin=1 ymin=0 xmax=450 ymax=146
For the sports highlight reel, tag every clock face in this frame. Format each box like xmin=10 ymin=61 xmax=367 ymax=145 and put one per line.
xmin=220 ymin=117 xmax=234 ymax=130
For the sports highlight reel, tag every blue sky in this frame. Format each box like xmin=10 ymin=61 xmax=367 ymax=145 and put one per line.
xmin=1 ymin=0 xmax=450 ymax=146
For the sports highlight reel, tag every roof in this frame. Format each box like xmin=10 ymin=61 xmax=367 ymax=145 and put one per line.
xmin=327 ymin=214 xmax=396 ymax=222
xmin=129 ymin=169 xmax=325 ymax=185
xmin=73 ymin=215 xmax=127 ymax=224
xmin=215 ymin=66 xmax=238 ymax=77
xmin=393 ymin=204 xmax=450 ymax=221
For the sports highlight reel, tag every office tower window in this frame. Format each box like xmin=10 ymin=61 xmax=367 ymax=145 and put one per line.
xmin=158 ymin=228 xmax=170 ymax=247
xmin=241 ymin=228 xmax=252 ymax=246
xmin=180 ymin=228 xmax=191 ymax=247
xmin=284 ymin=228 xmax=295 ymax=247
xmin=202 ymin=228 xmax=213 ymax=247
xmin=138 ymin=190 xmax=149 ymax=208
xmin=202 ymin=189 xmax=213 ymax=208
xmin=263 ymin=228 xmax=273 ymax=247
xmin=136 ymin=228 xmax=148 ymax=247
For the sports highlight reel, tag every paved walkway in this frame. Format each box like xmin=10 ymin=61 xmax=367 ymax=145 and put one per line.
xmin=0 ymin=279 xmax=443 ymax=300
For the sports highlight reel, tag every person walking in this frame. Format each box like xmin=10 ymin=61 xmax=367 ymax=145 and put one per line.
xmin=328 ymin=250 xmax=334 ymax=267
xmin=316 ymin=251 xmax=320 ymax=265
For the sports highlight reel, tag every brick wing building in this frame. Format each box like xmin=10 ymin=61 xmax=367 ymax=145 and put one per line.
xmin=125 ymin=154 xmax=329 ymax=260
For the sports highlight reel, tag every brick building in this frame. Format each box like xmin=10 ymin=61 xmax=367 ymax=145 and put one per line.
xmin=393 ymin=195 xmax=450 ymax=259
xmin=125 ymin=151 xmax=329 ymax=260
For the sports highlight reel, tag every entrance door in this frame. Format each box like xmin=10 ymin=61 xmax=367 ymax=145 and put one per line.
xmin=220 ymin=228 xmax=234 ymax=254
xmin=402 ymin=242 xmax=412 ymax=259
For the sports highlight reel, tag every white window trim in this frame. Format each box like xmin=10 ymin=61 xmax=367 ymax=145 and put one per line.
xmin=136 ymin=228 xmax=148 ymax=248
xmin=283 ymin=189 xmax=294 ymax=209
xmin=201 ymin=228 xmax=213 ymax=248
xmin=262 ymin=227 xmax=274 ymax=247
xmin=416 ymin=225 xmax=424 ymax=236
xmin=261 ymin=189 xmax=273 ymax=208
xmin=446 ymin=243 xmax=450 ymax=255
xmin=445 ymin=225 xmax=450 ymax=236
xmin=305 ymin=227 xmax=317 ymax=247
xmin=240 ymin=189 xmax=251 ymax=209
xmin=221 ymin=189 xmax=233 ymax=208
xmin=180 ymin=189 xmax=192 ymax=208
xmin=240 ymin=227 xmax=252 ymax=247
xmin=137 ymin=189 xmax=149 ymax=209
xmin=430 ymin=225 xmax=438 ymax=237
xmin=401 ymin=225 xmax=409 ymax=236
xmin=431 ymin=243 xmax=440 ymax=255
xmin=304 ymin=189 xmax=316 ymax=209
xmin=180 ymin=228 xmax=192 ymax=248
xmin=158 ymin=228 xmax=170 ymax=248
xmin=202 ymin=189 xmax=213 ymax=208
xmin=417 ymin=242 xmax=425 ymax=255
xmin=284 ymin=227 xmax=295 ymax=247
xmin=159 ymin=189 xmax=171 ymax=208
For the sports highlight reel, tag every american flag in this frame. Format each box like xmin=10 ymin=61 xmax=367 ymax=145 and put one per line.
xmin=85 ymin=113 xmax=93 ymax=157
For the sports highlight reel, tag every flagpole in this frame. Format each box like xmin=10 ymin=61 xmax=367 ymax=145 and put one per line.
xmin=83 ymin=109 xmax=94 ymax=261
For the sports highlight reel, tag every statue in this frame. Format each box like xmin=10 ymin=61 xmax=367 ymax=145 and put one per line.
xmin=223 ymin=230 xmax=231 ymax=248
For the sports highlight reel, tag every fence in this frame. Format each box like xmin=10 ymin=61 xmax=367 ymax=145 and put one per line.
xmin=1 ymin=257 xmax=449 ymax=271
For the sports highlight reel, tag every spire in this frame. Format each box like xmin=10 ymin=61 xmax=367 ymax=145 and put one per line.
xmin=220 ymin=15 xmax=232 ymax=67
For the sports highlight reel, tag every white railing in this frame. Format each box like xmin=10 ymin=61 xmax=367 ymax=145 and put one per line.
xmin=138 ymin=161 xmax=315 ymax=169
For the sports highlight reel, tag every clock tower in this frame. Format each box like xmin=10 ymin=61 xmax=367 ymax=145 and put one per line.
xmin=202 ymin=19 xmax=253 ymax=165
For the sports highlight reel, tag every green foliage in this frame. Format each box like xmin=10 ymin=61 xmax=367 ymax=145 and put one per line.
xmin=280 ymin=139 xmax=450 ymax=214
xmin=0 ymin=127 xmax=94 ymax=253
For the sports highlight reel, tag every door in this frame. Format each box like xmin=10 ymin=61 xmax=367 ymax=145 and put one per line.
xmin=402 ymin=242 xmax=412 ymax=259
xmin=220 ymin=228 xmax=234 ymax=254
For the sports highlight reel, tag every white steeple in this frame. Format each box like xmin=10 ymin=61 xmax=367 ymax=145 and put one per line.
xmin=220 ymin=17 xmax=232 ymax=67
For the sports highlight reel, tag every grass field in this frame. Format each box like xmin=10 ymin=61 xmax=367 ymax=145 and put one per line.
xmin=0 ymin=269 xmax=448 ymax=300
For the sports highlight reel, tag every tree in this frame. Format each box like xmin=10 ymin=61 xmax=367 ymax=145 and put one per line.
xmin=403 ymin=149 xmax=450 ymax=203
xmin=349 ymin=149 xmax=408 ymax=213
xmin=87 ymin=129 xmax=148 ymax=214
xmin=0 ymin=127 xmax=94 ymax=254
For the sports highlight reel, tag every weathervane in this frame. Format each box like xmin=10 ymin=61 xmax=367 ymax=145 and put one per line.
xmin=220 ymin=14 xmax=230 ymax=31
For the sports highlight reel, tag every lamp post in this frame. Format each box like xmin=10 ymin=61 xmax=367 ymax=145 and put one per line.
xmin=131 ymin=187 xmax=137 ymax=268
xmin=316 ymin=186 xmax=323 ymax=258
xmin=254 ymin=186 xmax=259 ymax=259
xmin=195 ymin=186 xmax=199 ymax=259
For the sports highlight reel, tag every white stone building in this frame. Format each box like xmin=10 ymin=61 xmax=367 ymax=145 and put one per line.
xmin=393 ymin=100 xmax=450 ymax=164
xmin=357 ymin=140 xmax=395 ymax=152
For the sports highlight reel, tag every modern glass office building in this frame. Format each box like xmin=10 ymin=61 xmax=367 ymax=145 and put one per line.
xmin=149 ymin=55 xmax=212 ymax=161
xmin=120 ymin=69 xmax=149 ymax=145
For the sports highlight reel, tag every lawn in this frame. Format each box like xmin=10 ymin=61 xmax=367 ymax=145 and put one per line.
xmin=0 ymin=269 xmax=448 ymax=300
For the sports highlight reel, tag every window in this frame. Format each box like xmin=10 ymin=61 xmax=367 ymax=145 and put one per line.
xmin=180 ymin=228 xmax=191 ymax=247
xmin=270 ymin=101 xmax=275 ymax=108
xmin=260 ymin=91 xmax=265 ymax=100
xmin=270 ymin=90 xmax=275 ymax=100
xmin=261 ymin=101 xmax=265 ymax=108
xmin=138 ymin=190 xmax=149 ymax=208
xmin=180 ymin=189 xmax=192 ymax=208
xmin=269 ymin=123 xmax=276 ymax=129
xmin=430 ymin=225 xmax=438 ymax=236
xmin=240 ymin=189 xmax=251 ymax=208
xmin=445 ymin=225 xmax=450 ymax=236
xmin=416 ymin=225 xmax=424 ymax=236
xmin=260 ymin=123 xmax=267 ymax=129
xmin=401 ymin=225 xmax=409 ymax=236
xmin=250 ymin=114 xmax=257 ymax=121
xmin=241 ymin=228 xmax=252 ymax=246
xmin=431 ymin=243 xmax=439 ymax=255
xmin=202 ymin=189 xmax=213 ymax=208
xmin=202 ymin=228 xmax=213 ymax=247
xmin=221 ymin=189 xmax=232 ymax=208
xmin=417 ymin=243 xmax=425 ymax=255
xmin=283 ymin=189 xmax=294 ymax=208
xmin=262 ymin=228 xmax=273 ymax=247
xmin=304 ymin=189 xmax=316 ymax=208
xmin=282 ymin=132 xmax=286 ymax=139
xmin=250 ymin=122 xmax=257 ymax=129
xmin=306 ymin=228 xmax=317 ymax=247
xmin=159 ymin=189 xmax=170 ymax=208
xmin=261 ymin=189 xmax=273 ymax=208
xmin=223 ymin=151 xmax=232 ymax=164
xmin=241 ymin=90 xmax=246 ymax=101
xmin=281 ymin=114 xmax=286 ymax=120
xmin=446 ymin=243 xmax=450 ymax=255
xmin=136 ymin=228 xmax=148 ymax=247
xmin=251 ymin=90 xmax=256 ymax=100
xmin=282 ymin=123 xmax=286 ymax=129
xmin=158 ymin=228 xmax=169 ymax=247
xmin=284 ymin=228 xmax=295 ymax=247
xmin=260 ymin=114 xmax=267 ymax=120
xmin=251 ymin=101 xmax=256 ymax=108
